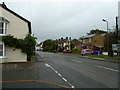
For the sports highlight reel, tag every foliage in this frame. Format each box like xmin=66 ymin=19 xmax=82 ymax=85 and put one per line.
xmin=103 ymin=30 xmax=120 ymax=51
xmin=70 ymin=43 xmax=75 ymax=50
xmin=2 ymin=34 xmax=36 ymax=60
xmin=64 ymin=45 xmax=69 ymax=50
xmin=87 ymin=29 xmax=107 ymax=35
xmin=71 ymin=48 xmax=79 ymax=53
xmin=43 ymin=39 xmax=58 ymax=52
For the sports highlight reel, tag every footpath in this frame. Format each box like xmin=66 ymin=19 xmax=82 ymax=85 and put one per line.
xmin=79 ymin=56 xmax=120 ymax=64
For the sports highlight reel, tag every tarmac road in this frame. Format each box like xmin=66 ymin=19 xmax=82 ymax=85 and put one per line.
xmin=2 ymin=51 xmax=119 ymax=89
xmin=36 ymin=51 xmax=119 ymax=88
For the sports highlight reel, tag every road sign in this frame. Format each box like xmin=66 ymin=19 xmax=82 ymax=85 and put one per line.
xmin=112 ymin=44 xmax=119 ymax=51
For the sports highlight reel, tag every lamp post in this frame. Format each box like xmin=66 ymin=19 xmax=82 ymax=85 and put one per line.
xmin=102 ymin=19 xmax=109 ymax=52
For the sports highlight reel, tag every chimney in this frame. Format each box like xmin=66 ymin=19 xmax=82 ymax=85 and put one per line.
xmin=2 ymin=2 xmax=7 ymax=8
xmin=69 ymin=37 xmax=71 ymax=40
xmin=61 ymin=37 xmax=63 ymax=40
xmin=66 ymin=37 xmax=68 ymax=40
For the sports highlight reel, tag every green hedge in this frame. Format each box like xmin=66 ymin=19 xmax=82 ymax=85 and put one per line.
xmin=2 ymin=34 xmax=36 ymax=61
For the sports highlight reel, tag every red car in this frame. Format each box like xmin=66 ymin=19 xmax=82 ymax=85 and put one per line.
xmin=63 ymin=50 xmax=72 ymax=53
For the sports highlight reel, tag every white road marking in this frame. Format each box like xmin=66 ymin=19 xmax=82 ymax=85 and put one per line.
xmin=45 ymin=64 xmax=51 ymax=67
xmin=94 ymin=65 xmax=119 ymax=72
xmin=62 ymin=78 xmax=67 ymax=82
xmin=93 ymin=58 xmax=104 ymax=60
xmin=45 ymin=63 xmax=75 ymax=88
xmin=55 ymin=71 xmax=58 ymax=74
xmin=58 ymin=73 xmax=62 ymax=77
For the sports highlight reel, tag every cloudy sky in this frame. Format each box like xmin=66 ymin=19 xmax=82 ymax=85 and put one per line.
xmin=1 ymin=0 xmax=119 ymax=43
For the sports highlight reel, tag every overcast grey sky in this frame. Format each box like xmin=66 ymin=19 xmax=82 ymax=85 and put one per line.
xmin=1 ymin=0 xmax=119 ymax=43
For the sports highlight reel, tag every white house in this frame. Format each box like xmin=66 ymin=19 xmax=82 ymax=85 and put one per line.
xmin=0 ymin=3 xmax=31 ymax=63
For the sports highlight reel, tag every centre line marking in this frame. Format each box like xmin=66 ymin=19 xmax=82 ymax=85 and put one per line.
xmin=45 ymin=63 xmax=75 ymax=88
xmin=94 ymin=65 xmax=119 ymax=72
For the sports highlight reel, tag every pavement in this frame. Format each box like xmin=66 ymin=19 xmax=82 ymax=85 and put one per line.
xmin=59 ymin=53 xmax=119 ymax=64
xmin=79 ymin=56 xmax=120 ymax=64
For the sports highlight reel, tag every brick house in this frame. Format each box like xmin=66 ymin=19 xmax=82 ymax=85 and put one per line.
xmin=81 ymin=33 xmax=106 ymax=52
xmin=70 ymin=39 xmax=82 ymax=51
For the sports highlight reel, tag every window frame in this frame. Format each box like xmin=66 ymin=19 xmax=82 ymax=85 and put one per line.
xmin=0 ymin=17 xmax=9 ymax=36
xmin=0 ymin=42 xmax=6 ymax=58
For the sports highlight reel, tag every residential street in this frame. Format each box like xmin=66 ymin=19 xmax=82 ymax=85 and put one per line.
xmin=2 ymin=51 xmax=119 ymax=88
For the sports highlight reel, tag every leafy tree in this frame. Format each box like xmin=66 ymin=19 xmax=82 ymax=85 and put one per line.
xmin=102 ymin=30 xmax=120 ymax=51
xmin=43 ymin=39 xmax=58 ymax=52
xmin=70 ymin=43 xmax=75 ymax=50
xmin=87 ymin=29 xmax=107 ymax=35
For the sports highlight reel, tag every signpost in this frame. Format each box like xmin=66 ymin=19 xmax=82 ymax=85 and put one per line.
xmin=112 ymin=44 xmax=120 ymax=57
xmin=112 ymin=44 xmax=119 ymax=51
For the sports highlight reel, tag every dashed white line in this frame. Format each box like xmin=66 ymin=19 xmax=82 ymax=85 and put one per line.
xmin=45 ymin=63 xmax=51 ymax=67
xmin=58 ymin=73 xmax=62 ymax=77
xmin=94 ymin=65 xmax=119 ymax=72
xmin=62 ymin=78 xmax=67 ymax=82
xmin=45 ymin=63 xmax=75 ymax=88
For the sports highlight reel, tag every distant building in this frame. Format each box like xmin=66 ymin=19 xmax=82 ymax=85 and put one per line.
xmin=56 ymin=37 xmax=71 ymax=51
xmin=81 ymin=33 xmax=106 ymax=52
xmin=70 ymin=39 xmax=82 ymax=51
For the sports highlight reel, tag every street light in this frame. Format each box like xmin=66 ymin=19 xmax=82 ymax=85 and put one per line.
xmin=102 ymin=19 xmax=109 ymax=52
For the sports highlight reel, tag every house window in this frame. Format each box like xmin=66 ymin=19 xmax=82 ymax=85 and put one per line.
xmin=89 ymin=38 xmax=91 ymax=42
xmin=0 ymin=43 xmax=6 ymax=58
xmin=83 ymin=39 xmax=85 ymax=43
xmin=0 ymin=17 xmax=8 ymax=35
xmin=0 ymin=44 xmax=3 ymax=56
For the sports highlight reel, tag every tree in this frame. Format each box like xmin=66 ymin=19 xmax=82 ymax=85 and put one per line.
xmin=70 ymin=43 xmax=75 ymax=50
xmin=43 ymin=39 xmax=58 ymax=52
xmin=87 ymin=29 xmax=107 ymax=35
xmin=102 ymin=30 xmax=120 ymax=51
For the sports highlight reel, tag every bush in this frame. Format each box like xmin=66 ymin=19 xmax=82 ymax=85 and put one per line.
xmin=71 ymin=48 xmax=79 ymax=53
xmin=2 ymin=34 xmax=36 ymax=61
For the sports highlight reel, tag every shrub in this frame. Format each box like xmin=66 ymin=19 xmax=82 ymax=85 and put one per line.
xmin=2 ymin=34 xmax=36 ymax=61
xmin=71 ymin=48 xmax=79 ymax=53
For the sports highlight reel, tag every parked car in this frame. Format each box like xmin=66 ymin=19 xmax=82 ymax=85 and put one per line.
xmin=81 ymin=49 xmax=93 ymax=56
xmin=63 ymin=50 xmax=72 ymax=53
